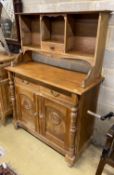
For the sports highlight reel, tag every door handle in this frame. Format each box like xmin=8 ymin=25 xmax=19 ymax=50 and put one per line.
xmin=34 ymin=112 xmax=38 ymax=117
xmin=39 ymin=113 xmax=43 ymax=119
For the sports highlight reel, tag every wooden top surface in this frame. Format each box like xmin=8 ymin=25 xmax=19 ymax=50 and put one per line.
xmin=0 ymin=52 xmax=15 ymax=62
xmin=6 ymin=62 xmax=101 ymax=95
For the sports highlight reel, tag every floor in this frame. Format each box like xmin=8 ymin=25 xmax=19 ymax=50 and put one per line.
xmin=0 ymin=123 xmax=113 ymax=175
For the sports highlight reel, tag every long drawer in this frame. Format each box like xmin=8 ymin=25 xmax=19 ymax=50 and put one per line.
xmin=15 ymin=77 xmax=40 ymax=92
xmin=40 ymin=86 xmax=76 ymax=105
xmin=15 ymin=76 xmax=77 ymax=105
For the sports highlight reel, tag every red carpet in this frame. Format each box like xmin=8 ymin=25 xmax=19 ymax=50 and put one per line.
xmin=0 ymin=164 xmax=17 ymax=175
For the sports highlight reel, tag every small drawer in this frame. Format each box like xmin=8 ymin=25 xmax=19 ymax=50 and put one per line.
xmin=40 ymin=86 xmax=75 ymax=105
xmin=41 ymin=41 xmax=64 ymax=53
xmin=15 ymin=77 xmax=40 ymax=91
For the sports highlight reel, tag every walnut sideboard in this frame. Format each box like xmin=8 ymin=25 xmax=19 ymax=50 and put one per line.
xmin=6 ymin=11 xmax=110 ymax=166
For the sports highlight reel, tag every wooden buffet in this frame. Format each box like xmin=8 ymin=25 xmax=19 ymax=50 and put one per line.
xmin=6 ymin=11 xmax=109 ymax=166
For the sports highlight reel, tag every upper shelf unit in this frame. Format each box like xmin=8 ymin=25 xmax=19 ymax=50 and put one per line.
xmin=19 ymin=12 xmax=109 ymax=67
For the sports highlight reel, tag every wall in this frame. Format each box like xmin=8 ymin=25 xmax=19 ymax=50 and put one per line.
xmin=93 ymin=13 xmax=114 ymax=146
xmin=22 ymin=0 xmax=114 ymax=146
xmin=22 ymin=0 xmax=114 ymax=13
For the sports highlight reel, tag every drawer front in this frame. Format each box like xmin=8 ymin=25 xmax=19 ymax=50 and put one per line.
xmin=41 ymin=41 xmax=64 ymax=53
xmin=15 ymin=77 xmax=40 ymax=92
xmin=15 ymin=77 xmax=77 ymax=105
xmin=40 ymin=86 xmax=76 ymax=105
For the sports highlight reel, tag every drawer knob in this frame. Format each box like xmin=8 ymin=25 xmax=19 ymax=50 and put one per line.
xmin=34 ymin=112 xmax=38 ymax=117
xmin=22 ymin=80 xmax=29 ymax=85
xmin=51 ymin=90 xmax=60 ymax=97
xmin=50 ymin=46 xmax=55 ymax=50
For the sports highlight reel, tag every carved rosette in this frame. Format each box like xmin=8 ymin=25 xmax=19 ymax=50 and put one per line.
xmin=20 ymin=94 xmax=33 ymax=116
xmin=46 ymin=107 xmax=65 ymax=141
xmin=49 ymin=111 xmax=61 ymax=126
xmin=21 ymin=95 xmax=32 ymax=109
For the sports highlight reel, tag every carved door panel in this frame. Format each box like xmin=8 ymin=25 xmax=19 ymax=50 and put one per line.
xmin=0 ymin=79 xmax=12 ymax=113
xmin=41 ymin=98 xmax=71 ymax=150
xmin=15 ymin=85 xmax=39 ymax=132
xmin=0 ymin=79 xmax=12 ymax=121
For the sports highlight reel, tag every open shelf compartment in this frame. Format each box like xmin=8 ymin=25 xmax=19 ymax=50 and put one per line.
xmin=41 ymin=15 xmax=66 ymax=53
xmin=66 ymin=13 xmax=99 ymax=57
xmin=19 ymin=15 xmax=41 ymax=49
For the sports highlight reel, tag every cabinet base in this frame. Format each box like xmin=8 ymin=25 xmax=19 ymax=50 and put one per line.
xmin=0 ymin=111 xmax=12 ymax=126
xmin=15 ymin=121 xmax=67 ymax=154
xmin=65 ymin=154 xmax=76 ymax=167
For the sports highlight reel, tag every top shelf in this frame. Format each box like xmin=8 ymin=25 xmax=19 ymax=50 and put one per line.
xmin=19 ymin=12 xmax=108 ymax=67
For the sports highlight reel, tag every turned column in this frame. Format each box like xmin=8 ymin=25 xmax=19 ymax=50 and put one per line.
xmin=8 ymin=72 xmax=17 ymax=126
xmin=65 ymin=105 xmax=78 ymax=167
xmin=0 ymin=83 xmax=5 ymax=125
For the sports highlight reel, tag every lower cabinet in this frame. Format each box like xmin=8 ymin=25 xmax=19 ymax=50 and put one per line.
xmin=12 ymin=76 xmax=98 ymax=166
xmin=15 ymin=84 xmax=71 ymax=151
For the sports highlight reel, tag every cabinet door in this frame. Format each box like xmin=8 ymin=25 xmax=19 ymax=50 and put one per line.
xmin=15 ymin=85 xmax=39 ymax=132
xmin=0 ymin=79 xmax=12 ymax=119
xmin=40 ymin=98 xmax=71 ymax=150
